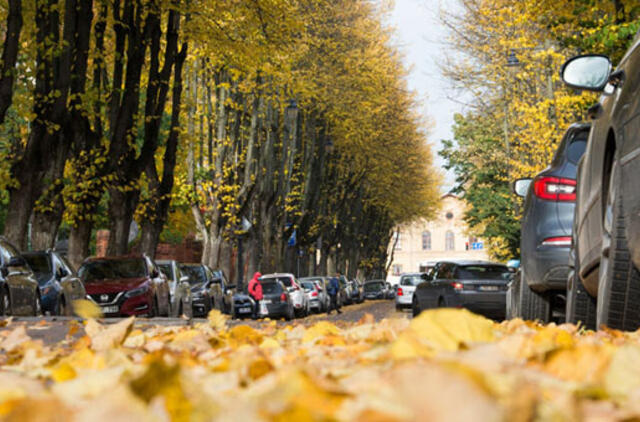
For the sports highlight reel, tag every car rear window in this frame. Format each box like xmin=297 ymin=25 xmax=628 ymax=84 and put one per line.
xmin=79 ymin=259 xmax=147 ymax=282
xmin=567 ymin=139 xmax=587 ymax=164
xmin=400 ymin=275 xmax=422 ymax=286
xmin=301 ymin=281 xmax=316 ymax=291
xmin=262 ymin=276 xmax=293 ymax=287
xmin=455 ymin=265 xmax=510 ymax=280
xmin=179 ymin=265 xmax=207 ymax=285
xmin=364 ymin=282 xmax=384 ymax=292
xmin=261 ymin=282 xmax=282 ymax=294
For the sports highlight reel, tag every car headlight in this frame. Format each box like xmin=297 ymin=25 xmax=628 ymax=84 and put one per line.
xmin=125 ymin=285 xmax=150 ymax=298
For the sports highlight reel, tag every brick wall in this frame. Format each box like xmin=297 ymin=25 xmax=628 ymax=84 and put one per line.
xmin=95 ymin=230 xmax=203 ymax=262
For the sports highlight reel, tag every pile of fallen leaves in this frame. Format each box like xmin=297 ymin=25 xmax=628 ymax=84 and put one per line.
xmin=0 ymin=308 xmax=639 ymax=421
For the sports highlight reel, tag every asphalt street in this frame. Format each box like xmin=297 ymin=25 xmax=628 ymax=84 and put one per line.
xmin=0 ymin=300 xmax=405 ymax=345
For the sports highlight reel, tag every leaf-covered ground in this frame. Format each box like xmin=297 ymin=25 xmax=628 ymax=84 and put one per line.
xmin=0 ymin=307 xmax=638 ymax=421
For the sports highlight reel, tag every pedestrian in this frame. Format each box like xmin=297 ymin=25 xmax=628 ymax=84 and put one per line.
xmin=327 ymin=272 xmax=342 ymax=315
xmin=248 ymin=272 xmax=263 ymax=318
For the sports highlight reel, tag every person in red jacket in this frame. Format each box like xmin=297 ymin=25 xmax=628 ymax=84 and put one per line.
xmin=248 ymin=272 xmax=263 ymax=318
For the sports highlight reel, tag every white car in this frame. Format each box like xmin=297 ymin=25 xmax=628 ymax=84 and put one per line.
xmin=261 ymin=273 xmax=309 ymax=317
xmin=300 ymin=276 xmax=330 ymax=312
xmin=395 ymin=273 xmax=428 ymax=310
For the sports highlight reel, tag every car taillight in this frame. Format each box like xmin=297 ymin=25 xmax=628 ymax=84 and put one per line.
xmin=397 ymin=287 xmax=403 ymax=296
xmin=312 ymin=291 xmax=318 ymax=297
xmin=451 ymin=282 xmax=463 ymax=291
xmin=541 ymin=236 xmax=572 ymax=247
xmin=280 ymin=293 xmax=287 ymax=302
xmin=533 ymin=177 xmax=576 ymax=201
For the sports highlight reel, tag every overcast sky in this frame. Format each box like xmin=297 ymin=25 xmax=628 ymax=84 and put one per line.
xmin=386 ymin=0 xmax=463 ymax=190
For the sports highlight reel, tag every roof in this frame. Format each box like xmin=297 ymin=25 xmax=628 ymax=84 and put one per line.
xmin=261 ymin=273 xmax=295 ymax=278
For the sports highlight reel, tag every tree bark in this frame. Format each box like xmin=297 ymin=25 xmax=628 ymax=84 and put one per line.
xmin=0 ymin=0 xmax=22 ymax=124
xmin=68 ymin=219 xmax=92 ymax=270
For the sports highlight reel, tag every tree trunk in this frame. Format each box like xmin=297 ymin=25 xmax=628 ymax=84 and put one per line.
xmin=30 ymin=202 xmax=63 ymax=250
xmin=140 ymin=220 xmax=162 ymax=259
xmin=4 ymin=178 xmax=37 ymax=249
xmin=0 ymin=0 xmax=23 ymax=124
xmin=106 ymin=189 xmax=138 ymax=255
xmin=68 ymin=219 xmax=92 ymax=270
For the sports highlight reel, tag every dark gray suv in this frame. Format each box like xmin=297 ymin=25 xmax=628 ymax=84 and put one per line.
xmin=560 ymin=32 xmax=640 ymax=330
xmin=508 ymin=123 xmax=589 ymax=322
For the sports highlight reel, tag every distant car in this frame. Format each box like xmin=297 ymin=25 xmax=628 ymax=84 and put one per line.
xmin=300 ymin=279 xmax=322 ymax=313
xmin=80 ymin=255 xmax=171 ymax=317
xmin=363 ymin=280 xmax=387 ymax=300
xmin=338 ymin=275 xmax=351 ymax=305
xmin=510 ymin=123 xmax=589 ymax=322
xmin=23 ymin=250 xmax=86 ymax=316
xmin=256 ymin=279 xmax=294 ymax=320
xmin=260 ymin=273 xmax=309 ymax=317
xmin=385 ymin=282 xmax=396 ymax=299
xmin=179 ymin=263 xmax=218 ymax=317
xmin=0 ymin=237 xmax=41 ymax=316
xmin=156 ymin=260 xmax=193 ymax=317
xmin=348 ymin=280 xmax=364 ymax=304
xmin=299 ymin=276 xmax=330 ymax=311
xmin=395 ymin=273 xmax=427 ymax=311
xmin=412 ymin=261 xmax=511 ymax=320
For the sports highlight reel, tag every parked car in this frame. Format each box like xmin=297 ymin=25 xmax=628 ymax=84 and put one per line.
xmin=385 ymin=282 xmax=396 ymax=299
xmin=510 ymin=123 xmax=589 ymax=322
xmin=156 ymin=260 xmax=193 ymax=317
xmin=412 ymin=261 xmax=511 ymax=320
xmin=560 ymin=36 xmax=640 ymax=330
xmin=0 ymin=237 xmax=41 ymax=316
xmin=300 ymin=279 xmax=322 ymax=313
xmin=299 ymin=276 xmax=330 ymax=311
xmin=260 ymin=273 xmax=309 ymax=317
xmin=348 ymin=280 xmax=363 ymax=304
xmin=79 ymin=255 xmax=171 ymax=317
xmin=232 ymin=287 xmax=255 ymax=319
xmin=23 ymin=250 xmax=86 ymax=316
xmin=396 ymin=273 xmax=428 ymax=310
xmin=179 ymin=263 xmax=220 ymax=317
xmin=363 ymin=280 xmax=387 ymax=300
xmin=339 ymin=275 xmax=352 ymax=305
xmin=210 ymin=269 xmax=235 ymax=314
xmin=256 ymin=278 xmax=294 ymax=320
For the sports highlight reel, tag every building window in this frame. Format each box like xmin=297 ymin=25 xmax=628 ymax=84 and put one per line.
xmin=392 ymin=264 xmax=402 ymax=276
xmin=445 ymin=230 xmax=455 ymax=251
xmin=422 ymin=231 xmax=431 ymax=250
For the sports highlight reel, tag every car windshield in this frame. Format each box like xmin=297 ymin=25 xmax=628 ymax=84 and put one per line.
xmin=180 ymin=265 xmax=207 ymax=285
xmin=456 ymin=265 xmax=510 ymax=280
xmin=79 ymin=259 xmax=146 ymax=282
xmin=261 ymin=281 xmax=282 ymax=295
xmin=301 ymin=281 xmax=316 ymax=291
xmin=400 ymin=275 xmax=423 ymax=286
xmin=158 ymin=264 xmax=173 ymax=280
xmin=23 ymin=254 xmax=52 ymax=285
xmin=263 ymin=276 xmax=293 ymax=288
xmin=364 ymin=282 xmax=384 ymax=292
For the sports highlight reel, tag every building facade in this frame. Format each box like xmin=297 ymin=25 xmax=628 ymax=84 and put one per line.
xmin=386 ymin=194 xmax=489 ymax=282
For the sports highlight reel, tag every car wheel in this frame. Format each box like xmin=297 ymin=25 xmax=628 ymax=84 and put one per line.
xmin=1 ymin=288 xmax=11 ymax=316
xmin=566 ymin=251 xmax=596 ymax=329
xmin=412 ymin=295 xmax=421 ymax=317
xmin=517 ymin=269 xmax=551 ymax=323
xmin=596 ymin=162 xmax=640 ymax=330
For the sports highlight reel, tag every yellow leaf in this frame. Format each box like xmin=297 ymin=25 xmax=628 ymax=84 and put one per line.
xmin=72 ymin=300 xmax=103 ymax=319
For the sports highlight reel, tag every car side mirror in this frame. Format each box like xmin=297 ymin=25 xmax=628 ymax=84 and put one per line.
xmin=151 ymin=269 xmax=159 ymax=278
xmin=7 ymin=256 xmax=26 ymax=268
xmin=561 ymin=54 xmax=612 ymax=92
xmin=56 ymin=267 xmax=68 ymax=280
xmin=513 ymin=178 xmax=532 ymax=197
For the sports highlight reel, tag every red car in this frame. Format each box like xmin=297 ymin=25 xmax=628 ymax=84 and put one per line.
xmin=79 ymin=255 xmax=171 ymax=317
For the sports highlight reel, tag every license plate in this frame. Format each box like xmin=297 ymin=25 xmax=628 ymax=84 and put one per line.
xmin=479 ymin=286 xmax=499 ymax=291
xmin=263 ymin=299 xmax=272 ymax=304
xmin=100 ymin=306 xmax=119 ymax=314
xmin=238 ymin=307 xmax=252 ymax=314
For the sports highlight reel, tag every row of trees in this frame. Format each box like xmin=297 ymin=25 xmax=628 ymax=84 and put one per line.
xmin=0 ymin=0 xmax=439 ymax=279
xmin=440 ymin=0 xmax=640 ymax=260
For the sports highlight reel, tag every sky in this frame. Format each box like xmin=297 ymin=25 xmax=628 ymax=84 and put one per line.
xmin=387 ymin=0 xmax=464 ymax=190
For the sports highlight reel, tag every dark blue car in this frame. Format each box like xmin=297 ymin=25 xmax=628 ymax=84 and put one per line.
xmin=22 ymin=250 xmax=86 ymax=316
